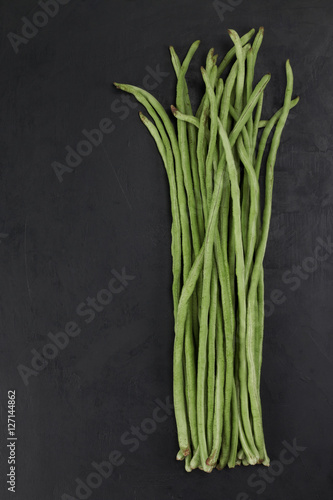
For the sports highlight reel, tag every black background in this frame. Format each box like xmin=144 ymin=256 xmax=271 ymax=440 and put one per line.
xmin=0 ymin=0 xmax=332 ymax=499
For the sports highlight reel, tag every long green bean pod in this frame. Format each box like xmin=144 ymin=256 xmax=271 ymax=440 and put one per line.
xmin=217 ymin=117 xmax=260 ymax=462
xmin=170 ymin=46 xmax=205 ymax=242
xmin=246 ymin=60 xmax=294 ymax=461
xmin=115 ymin=31 xmax=298 ymax=472
xmin=138 ymin=113 xmax=182 ymax=314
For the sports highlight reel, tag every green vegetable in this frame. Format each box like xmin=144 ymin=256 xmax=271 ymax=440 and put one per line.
xmin=115 ymin=27 xmax=298 ymax=471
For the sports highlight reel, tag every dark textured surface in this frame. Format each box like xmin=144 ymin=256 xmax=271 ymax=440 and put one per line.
xmin=0 ymin=0 xmax=332 ymax=499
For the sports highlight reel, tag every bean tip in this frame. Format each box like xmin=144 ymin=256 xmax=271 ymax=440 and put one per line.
xmin=139 ymin=112 xmax=147 ymax=123
xmin=228 ymin=28 xmax=238 ymax=39
xmin=170 ymin=105 xmax=178 ymax=115
xmin=206 ymin=456 xmax=216 ymax=467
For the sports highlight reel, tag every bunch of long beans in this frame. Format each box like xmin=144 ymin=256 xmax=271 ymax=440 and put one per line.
xmin=115 ymin=27 xmax=298 ymax=472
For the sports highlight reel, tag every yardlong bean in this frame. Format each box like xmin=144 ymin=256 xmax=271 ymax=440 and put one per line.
xmin=115 ymin=29 xmax=298 ymax=472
